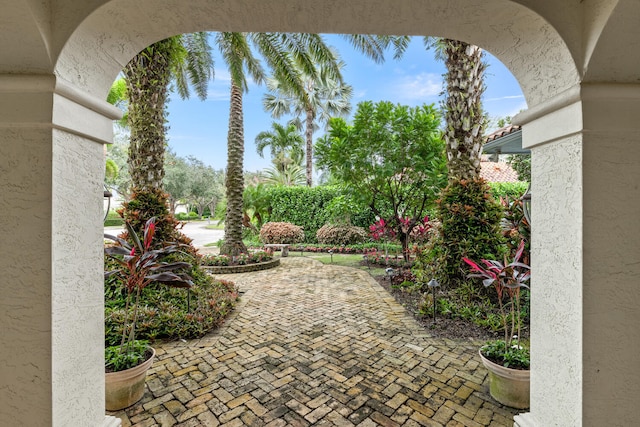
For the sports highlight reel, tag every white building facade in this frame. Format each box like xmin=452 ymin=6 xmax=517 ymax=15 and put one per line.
xmin=1 ymin=1 xmax=638 ymax=426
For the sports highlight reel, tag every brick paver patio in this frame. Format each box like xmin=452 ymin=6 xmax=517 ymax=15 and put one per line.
xmin=109 ymin=257 xmax=520 ymax=426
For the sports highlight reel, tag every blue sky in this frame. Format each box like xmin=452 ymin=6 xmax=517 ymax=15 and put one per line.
xmin=166 ymin=35 xmax=526 ymax=172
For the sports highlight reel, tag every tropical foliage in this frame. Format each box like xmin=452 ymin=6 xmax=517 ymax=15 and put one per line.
xmin=415 ymin=178 xmax=505 ymax=289
xmin=263 ymin=59 xmax=353 ymax=186
xmin=103 ymin=217 xmax=193 ymax=371
xmin=316 ymin=101 xmax=448 ymax=258
xmin=463 ymin=240 xmax=531 ymax=369
xmin=255 ymin=122 xmax=304 ymax=173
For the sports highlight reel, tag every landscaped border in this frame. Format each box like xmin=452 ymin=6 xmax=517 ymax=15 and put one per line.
xmin=201 ymin=258 xmax=280 ymax=274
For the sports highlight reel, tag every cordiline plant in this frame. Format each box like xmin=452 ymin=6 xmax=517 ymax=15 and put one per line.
xmin=463 ymin=239 xmax=531 ymax=368
xmin=104 ymin=217 xmax=193 ymax=371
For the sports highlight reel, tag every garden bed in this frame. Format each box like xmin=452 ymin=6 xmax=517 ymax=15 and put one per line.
xmin=373 ymin=273 xmax=500 ymax=341
xmin=201 ymin=258 xmax=280 ymax=274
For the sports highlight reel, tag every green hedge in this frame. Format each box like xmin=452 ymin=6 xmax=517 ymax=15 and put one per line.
xmin=104 ymin=210 xmax=124 ymax=227
xmin=266 ymin=186 xmax=375 ymax=243
xmin=488 ymin=181 xmax=528 ymax=201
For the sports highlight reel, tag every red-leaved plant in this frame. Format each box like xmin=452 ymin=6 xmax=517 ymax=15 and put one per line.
xmin=463 ymin=240 xmax=531 ymax=369
xmin=104 ymin=217 xmax=193 ymax=371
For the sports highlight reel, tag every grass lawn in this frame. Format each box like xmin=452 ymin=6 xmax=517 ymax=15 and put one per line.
xmin=287 ymin=252 xmax=388 ymax=276
xmin=204 ymin=223 xmax=224 ymax=230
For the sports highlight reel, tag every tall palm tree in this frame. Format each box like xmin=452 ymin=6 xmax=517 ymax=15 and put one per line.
xmin=124 ymin=33 xmax=213 ymax=192
xmin=263 ymin=59 xmax=353 ymax=187
xmin=438 ymin=39 xmax=487 ymax=181
xmin=261 ymin=34 xmax=407 ymax=187
xmin=217 ymin=32 xmax=341 ymax=256
xmin=255 ymin=122 xmax=304 ymax=173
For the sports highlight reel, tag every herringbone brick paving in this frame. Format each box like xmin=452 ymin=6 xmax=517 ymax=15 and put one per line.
xmin=109 ymin=257 xmax=519 ymax=426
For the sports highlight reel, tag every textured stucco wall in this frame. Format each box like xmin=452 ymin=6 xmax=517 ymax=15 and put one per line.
xmin=0 ymin=75 xmax=112 ymax=426
xmin=529 ymin=134 xmax=583 ymax=427
xmin=51 ymin=128 xmax=106 ymax=426
xmin=581 ymin=86 xmax=640 ymax=426
xmin=0 ymin=126 xmax=54 ymax=426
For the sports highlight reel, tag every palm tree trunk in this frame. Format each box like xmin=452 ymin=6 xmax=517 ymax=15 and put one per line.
xmin=442 ymin=40 xmax=486 ymax=182
xmin=221 ymin=82 xmax=248 ymax=256
xmin=124 ymin=39 xmax=173 ymax=191
xmin=305 ymin=107 xmax=314 ymax=187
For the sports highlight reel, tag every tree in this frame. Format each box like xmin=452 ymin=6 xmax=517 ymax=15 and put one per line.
xmin=163 ymin=150 xmax=190 ymax=214
xmin=255 ymin=122 xmax=304 ymax=173
xmin=316 ymin=101 xmax=448 ymax=258
xmin=438 ymin=39 xmax=487 ymax=181
xmin=186 ymin=156 xmax=224 ymax=219
xmin=217 ymin=32 xmax=342 ymax=256
xmin=121 ymin=33 xmax=213 ymax=241
xmin=124 ymin=33 xmax=213 ymax=193
xmin=418 ymin=38 xmax=505 ymax=289
xmin=105 ymin=132 xmax=132 ymax=199
xmin=262 ymin=164 xmax=307 ymax=187
xmin=263 ymin=59 xmax=353 ymax=186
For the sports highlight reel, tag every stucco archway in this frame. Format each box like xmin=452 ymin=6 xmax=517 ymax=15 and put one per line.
xmin=2 ymin=1 xmax=640 ymax=426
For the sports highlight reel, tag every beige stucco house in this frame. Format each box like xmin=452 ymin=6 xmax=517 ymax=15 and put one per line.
xmin=1 ymin=1 xmax=639 ymax=426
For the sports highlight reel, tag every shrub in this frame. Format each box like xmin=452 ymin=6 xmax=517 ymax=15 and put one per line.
xmin=316 ymin=224 xmax=367 ymax=245
xmin=104 ymin=210 xmax=124 ymax=227
xmin=201 ymin=254 xmax=230 ymax=266
xmin=415 ymin=178 xmax=505 ymax=289
xmin=105 ymin=254 xmax=238 ymax=345
xmin=267 ymin=186 xmax=375 ymax=242
xmin=250 ymin=251 xmax=273 ymax=263
xmin=118 ymin=188 xmax=193 ymax=253
xmin=259 ymin=221 xmax=304 ymax=244
xmin=488 ymin=182 xmax=528 ymax=201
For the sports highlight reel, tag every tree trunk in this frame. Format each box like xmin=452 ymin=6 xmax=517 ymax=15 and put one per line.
xmin=124 ymin=39 xmax=173 ymax=191
xmin=305 ymin=107 xmax=314 ymax=187
xmin=442 ymin=40 xmax=487 ymax=182
xmin=221 ymin=82 xmax=248 ymax=256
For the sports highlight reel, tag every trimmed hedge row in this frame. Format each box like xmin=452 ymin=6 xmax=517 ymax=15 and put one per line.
xmin=266 ymin=186 xmax=375 ymax=242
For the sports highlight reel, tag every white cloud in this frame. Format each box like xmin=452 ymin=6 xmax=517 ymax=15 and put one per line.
xmin=353 ymin=89 xmax=368 ymax=100
xmin=484 ymin=95 xmax=525 ymax=102
xmin=206 ymin=89 xmax=230 ymax=101
xmin=391 ymin=72 xmax=442 ymax=102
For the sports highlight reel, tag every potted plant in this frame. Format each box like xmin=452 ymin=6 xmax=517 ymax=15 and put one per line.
xmin=104 ymin=217 xmax=193 ymax=410
xmin=463 ymin=239 xmax=531 ymax=409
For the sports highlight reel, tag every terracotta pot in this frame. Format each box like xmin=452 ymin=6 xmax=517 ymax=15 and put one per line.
xmin=105 ymin=347 xmax=155 ymax=411
xmin=479 ymin=349 xmax=530 ymax=409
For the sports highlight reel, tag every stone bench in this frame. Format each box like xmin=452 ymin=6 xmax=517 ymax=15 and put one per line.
xmin=263 ymin=243 xmax=290 ymax=257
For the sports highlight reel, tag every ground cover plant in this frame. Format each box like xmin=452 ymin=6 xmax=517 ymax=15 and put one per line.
xmin=105 ymin=257 xmax=238 ymax=346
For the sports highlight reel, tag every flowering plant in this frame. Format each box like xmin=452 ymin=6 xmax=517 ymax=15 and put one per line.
xmin=463 ymin=239 xmax=530 ymax=369
xmin=104 ymin=217 xmax=193 ymax=371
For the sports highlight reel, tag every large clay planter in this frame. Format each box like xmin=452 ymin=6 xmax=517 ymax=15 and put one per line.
xmin=105 ymin=347 xmax=155 ymax=411
xmin=479 ymin=350 xmax=530 ymax=409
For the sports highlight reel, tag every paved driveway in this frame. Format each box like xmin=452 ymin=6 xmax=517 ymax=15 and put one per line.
xmin=105 ymin=220 xmax=224 ymax=248
xmin=109 ymin=257 xmax=519 ymax=426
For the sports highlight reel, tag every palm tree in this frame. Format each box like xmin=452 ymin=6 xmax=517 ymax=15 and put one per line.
xmin=255 ymin=122 xmax=304 ymax=173
xmin=217 ymin=32 xmax=341 ymax=256
xmin=438 ymin=39 xmax=487 ymax=181
xmin=263 ymin=59 xmax=353 ymax=187
xmin=124 ymin=33 xmax=213 ymax=192
xmin=262 ymin=164 xmax=307 ymax=187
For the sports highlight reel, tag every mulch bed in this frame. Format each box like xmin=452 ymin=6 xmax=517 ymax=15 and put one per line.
xmin=373 ymin=274 xmax=501 ymax=341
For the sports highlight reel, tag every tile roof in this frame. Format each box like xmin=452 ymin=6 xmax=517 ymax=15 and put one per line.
xmin=485 ymin=125 xmax=522 ymax=142
xmin=480 ymin=160 xmax=521 ymax=182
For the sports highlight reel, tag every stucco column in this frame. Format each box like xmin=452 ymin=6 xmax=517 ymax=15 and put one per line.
xmin=514 ymin=84 xmax=640 ymax=427
xmin=0 ymin=75 xmax=121 ymax=427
